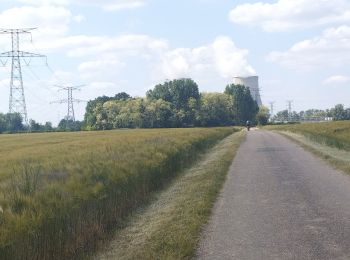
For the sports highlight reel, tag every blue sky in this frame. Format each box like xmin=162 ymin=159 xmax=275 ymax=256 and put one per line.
xmin=0 ymin=0 xmax=349 ymax=124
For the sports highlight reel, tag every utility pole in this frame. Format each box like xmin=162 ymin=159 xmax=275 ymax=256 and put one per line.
xmin=268 ymin=101 xmax=275 ymax=123
xmin=51 ymin=85 xmax=85 ymax=122
xmin=287 ymin=100 xmax=293 ymax=121
xmin=269 ymin=101 xmax=275 ymax=116
xmin=0 ymin=28 xmax=46 ymax=124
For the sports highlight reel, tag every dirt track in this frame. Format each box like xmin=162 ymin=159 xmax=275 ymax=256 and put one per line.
xmin=197 ymin=130 xmax=350 ymax=260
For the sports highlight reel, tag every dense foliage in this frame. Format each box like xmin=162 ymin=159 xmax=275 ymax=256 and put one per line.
xmin=29 ymin=120 xmax=53 ymax=132
xmin=256 ymin=106 xmax=270 ymax=125
xmin=0 ymin=128 xmax=234 ymax=259
xmin=0 ymin=113 xmax=82 ymax=133
xmin=224 ymin=83 xmax=259 ymax=125
xmin=57 ymin=118 xmax=84 ymax=131
xmin=0 ymin=113 xmax=25 ymax=133
xmin=84 ymin=79 xmax=259 ymax=130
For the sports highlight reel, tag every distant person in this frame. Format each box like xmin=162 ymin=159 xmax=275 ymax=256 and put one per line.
xmin=246 ymin=120 xmax=251 ymax=131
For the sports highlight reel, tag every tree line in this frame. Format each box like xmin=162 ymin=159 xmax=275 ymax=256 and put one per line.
xmin=84 ymin=78 xmax=259 ymax=130
xmin=0 ymin=113 xmax=83 ymax=133
xmin=5 ymin=77 xmax=350 ymax=134
xmin=1 ymin=78 xmax=261 ymax=133
xmin=272 ymin=104 xmax=350 ymax=122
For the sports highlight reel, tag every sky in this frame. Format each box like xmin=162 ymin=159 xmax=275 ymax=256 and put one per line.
xmin=0 ymin=0 xmax=349 ymax=124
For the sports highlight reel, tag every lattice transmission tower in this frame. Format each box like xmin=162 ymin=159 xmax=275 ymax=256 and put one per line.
xmin=51 ymin=85 xmax=85 ymax=122
xmin=0 ymin=28 xmax=46 ymax=124
xmin=269 ymin=101 xmax=275 ymax=116
xmin=287 ymin=100 xmax=293 ymax=121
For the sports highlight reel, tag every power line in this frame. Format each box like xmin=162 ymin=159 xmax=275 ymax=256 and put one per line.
xmin=50 ymin=84 xmax=86 ymax=122
xmin=0 ymin=28 xmax=47 ymax=124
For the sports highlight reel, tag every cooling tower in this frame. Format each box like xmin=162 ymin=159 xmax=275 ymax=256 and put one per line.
xmin=233 ymin=76 xmax=262 ymax=106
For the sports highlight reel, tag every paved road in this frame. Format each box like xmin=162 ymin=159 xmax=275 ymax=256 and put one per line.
xmin=197 ymin=130 xmax=350 ymax=260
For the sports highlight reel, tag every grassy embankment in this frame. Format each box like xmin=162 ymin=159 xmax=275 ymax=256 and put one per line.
xmin=266 ymin=121 xmax=350 ymax=173
xmin=0 ymin=128 xmax=235 ymax=260
xmin=94 ymin=130 xmax=246 ymax=259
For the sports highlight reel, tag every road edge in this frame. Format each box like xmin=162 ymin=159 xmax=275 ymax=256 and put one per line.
xmin=274 ymin=130 xmax=350 ymax=175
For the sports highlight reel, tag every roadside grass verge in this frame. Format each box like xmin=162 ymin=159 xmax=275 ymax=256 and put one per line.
xmin=275 ymin=131 xmax=350 ymax=174
xmin=0 ymin=128 xmax=235 ymax=260
xmin=93 ymin=131 xmax=246 ymax=259
xmin=265 ymin=121 xmax=350 ymax=151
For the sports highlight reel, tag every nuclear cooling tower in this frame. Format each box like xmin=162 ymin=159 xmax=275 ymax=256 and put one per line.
xmin=233 ymin=76 xmax=262 ymax=106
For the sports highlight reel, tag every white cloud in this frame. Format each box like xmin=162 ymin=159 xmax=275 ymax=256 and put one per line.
xmin=51 ymin=70 xmax=76 ymax=84
xmin=34 ymin=34 xmax=168 ymax=57
xmin=267 ymin=25 xmax=350 ymax=69
xmin=97 ymin=1 xmax=147 ymax=11
xmin=0 ymin=4 xmax=254 ymax=98
xmin=87 ymin=81 xmax=117 ymax=90
xmin=73 ymin=14 xmax=85 ymax=23
xmin=16 ymin=0 xmax=147 ymax=11
xmin=0 ymin=6 xmax=72 ymax=43
xmin=229 ymin=0 xmax=350 ymax=32
xmin=45 ymin=34 xmax=254 ymax=90
xmin=159 ymin=36 xmax=255 ymax=80
xmin=18 ymin=0 xmax=70 ymax=5
xmin=78 ymin=60 xmax=125 ymax=81
xmin=323 ymin=75 xmax=350 ymax=85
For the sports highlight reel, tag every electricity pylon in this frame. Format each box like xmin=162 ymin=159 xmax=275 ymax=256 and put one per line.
xmin=51 ymin=85 xmax=85 ymax=122
xmin=0 ymin=28 xmax=46 ymax=124
xmin=269 ymin=101 xmax=275 ymax=116
xmin=287 ymin=100 xmax=293 ymax=121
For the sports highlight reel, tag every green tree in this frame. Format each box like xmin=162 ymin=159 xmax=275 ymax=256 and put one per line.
xmin=224 ymin=84 xmax=258 ymax=125
xmin=273 ymin=110 xmax=289 ymax=122
xmin=44 ymin=122 xmax=53 ymax=131
xmin=6 ymin=113 xmax=24 ymax=132
xmin=58 ymin=118 xmax=83 ymax=131
xmin=0 ymin=113 xmax=7 ymax=133
xmin=331 ymin=104 xmax=347 ymax=120
xmin=198 ymin=93 xmax=233 ymax=126
xmin=147 ymin=78 xmax=200 ymax=127
xmin=346 ymin=108 xmax=350 ymax=120
xmin=29 ymin=119 xmax=41 ymax=131
xmin=147 ymin=78 xmax=200 ymax=109
xmin=103 ymin=98 xmax=144 ymax=128
xmin=114 ymin=92 xmax=131 ymax=100
xmin=84 ymin=93 xmax=131 ymax=129
xmin=256 ymin=106 xmax=270 ymax=125
xmin=141 ymin=99 xmax=173 ymax=128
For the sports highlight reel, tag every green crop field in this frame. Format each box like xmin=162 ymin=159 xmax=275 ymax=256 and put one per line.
xmin=0 ymin=127 xmax=235 ymax=260
xmin=266 ymin=121 xmax=350 ymax=151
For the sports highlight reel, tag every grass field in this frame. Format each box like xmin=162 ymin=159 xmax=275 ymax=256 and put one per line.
xmin=0 ymin=128 xmax=235 ymax=260
xmin=266 ymin=121 xmax=350 ymax=151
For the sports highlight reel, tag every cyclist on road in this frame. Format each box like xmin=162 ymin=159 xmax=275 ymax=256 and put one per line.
xmin=246 ymin=120 xmax=251 ymax=131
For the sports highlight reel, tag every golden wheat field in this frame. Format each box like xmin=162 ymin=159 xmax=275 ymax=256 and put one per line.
xmin=0 ymin=127 xmax=235 ymax=260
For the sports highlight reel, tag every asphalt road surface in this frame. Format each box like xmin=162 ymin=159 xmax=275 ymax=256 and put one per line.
xmin=197 ymin=130 xmax=350 ymax=260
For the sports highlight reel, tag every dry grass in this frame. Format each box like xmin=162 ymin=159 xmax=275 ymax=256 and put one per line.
xmin=0 ymin=128 xmax=235 ymax=259
xmin=94 ymin=131 xmax=246 ymax=259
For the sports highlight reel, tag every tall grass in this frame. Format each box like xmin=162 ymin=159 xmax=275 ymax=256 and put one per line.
xmin=0 ymin=128 xmax=234 ymax=259
xmin=266 ymin=121 xmax=350 ymax=151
